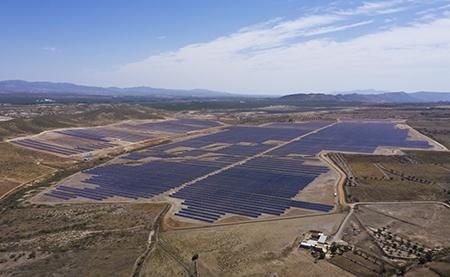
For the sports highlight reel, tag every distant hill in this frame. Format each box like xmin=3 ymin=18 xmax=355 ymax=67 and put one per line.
xmin=0 ymin=80 xmax=234 ymax=98
xmin=279 ymin=93 xmax=348 ymax=102
xmin=2 ymin=80 xmax=450 ymax=103
xmin=409 ymin=91 xmax=450 ymax=102
xmin=281 ymin=91 xmax=450 ymax=103
xmin=331 ymin=89 xmax=390 ymax=95
xmin=341 ymin=92 xmax=419 ymax=103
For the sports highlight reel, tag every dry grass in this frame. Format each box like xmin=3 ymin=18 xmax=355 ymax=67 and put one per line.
xmin=343 ymin=154 xmax=449 ymax=202
xmin=340 ymin=203 xmax=450 ymax=276
xmin=406 ymin=150 xmax=450 ymax=166
xmin=428 ymin=262 xmax=450 ymax=277
xmin=0 ymin=142 xmax=74 ymax=199
xmin=355 ymin=204 xmax=450 ymax=249
xmin=146 ymin=213 xmax=355 ymax=277
xmin=330 ymin=255 xmax=379 ymax=277
xmin=404 ymin=267 xmax=440 ymax=277
xmin=0 ymin=180 xmax=20 ymax=198
xmin=0 ymin=142 xmax=68 ymax=183
xmin=0 ymin=203 xmax=166 ymax=277
xmin=141 ymin=245 xmax=189 ymax=277
xmin=350 ymin=180 xmax=443 ymax=202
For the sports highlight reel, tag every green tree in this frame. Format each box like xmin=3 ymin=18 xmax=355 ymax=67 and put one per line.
xmin=319 ymin=251 xmax=326 ymax=259
xmin=330 ymin=243 xmax=338 ymax=254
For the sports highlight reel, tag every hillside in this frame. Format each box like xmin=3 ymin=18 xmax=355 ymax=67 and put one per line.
xmin=281 ymin=91 xmax=450 ymax=103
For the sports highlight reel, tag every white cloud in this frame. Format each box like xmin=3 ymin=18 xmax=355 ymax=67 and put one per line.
xmin=303 ymin=20 xmax=373 ymax=36
xmin=43 ymin=46 xmax=57 ymax=51
xmin=88 ymin=1 xmax=450 ymax=94
xmin=438 ymin=4 xmax=450 ymax=10
xmin=336 ymin=0 xmax=406 ymax=15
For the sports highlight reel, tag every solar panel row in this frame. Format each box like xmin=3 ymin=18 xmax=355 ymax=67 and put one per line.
xmin=76 ymin=142 xmax=119 ymax=152
xmin=57 ymin=128 xmax=155 ymax=143
xmin=120 ymin=152 xmax=153 ymax=160
xmin=45 ymin=120 xmax=432 ymax=224
xmin=268 ymin=123 xmax=432 ymax=156
xmin=240 ymin=157 xmax=329 ymax=175
xmin=131 ymin=118 xmax=221 ymax=134
xmin=149 ymin=122 xmax=329 ymax=152
xmin=170 ymin=157 xmax=332 ymax=222
xmin=47 ymin=160 xmax=224 ymax=201
xmin=11 ymin=139 xmax=83 ymax=156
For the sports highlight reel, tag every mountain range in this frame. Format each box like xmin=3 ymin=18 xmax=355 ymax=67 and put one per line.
xmin=1 ymin=80 xmax=450 ymax=103
xmin=0 ymin=80 xmax=233 ymax=98
xmin=281 ymin=91 xmax=450 ymax=103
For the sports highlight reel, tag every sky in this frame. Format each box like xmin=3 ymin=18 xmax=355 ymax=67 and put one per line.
xmin=1 ymin=0 xmax=450 ymax=95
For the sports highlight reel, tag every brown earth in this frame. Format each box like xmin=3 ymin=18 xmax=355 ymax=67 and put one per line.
xmin=152 ymin=213 xmax=352 ymax=277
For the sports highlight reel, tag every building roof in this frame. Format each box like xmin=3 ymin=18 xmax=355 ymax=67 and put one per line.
xmin=318 ymin=235 xmax=327 ymax=244
xmin=306 ymin=239 xmax=317 ymax=246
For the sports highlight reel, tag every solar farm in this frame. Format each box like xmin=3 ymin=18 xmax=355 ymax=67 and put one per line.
xmin=9 ymin=118 xmax=221 ymax=157
xmin=36 ymin=118 xmax=440 ymax=224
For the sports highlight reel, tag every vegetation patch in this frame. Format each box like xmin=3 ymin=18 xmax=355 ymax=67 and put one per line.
xmin=0 ymin=203 xmax=166 ymax=277
xmin=342 ymin=153 xmax=449 ymax=202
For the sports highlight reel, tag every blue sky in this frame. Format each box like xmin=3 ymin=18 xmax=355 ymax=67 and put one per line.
xmin=1 ymin=0 xmax=450 ymax=95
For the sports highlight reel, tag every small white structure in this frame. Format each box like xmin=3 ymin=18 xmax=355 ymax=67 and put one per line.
xmin=300 ymin=240 xmax=317 ymax=249
xmin=318 ymin=234 xmax=327 ymax=244
xmin=300 ymin=232 xmax=328 ymax=251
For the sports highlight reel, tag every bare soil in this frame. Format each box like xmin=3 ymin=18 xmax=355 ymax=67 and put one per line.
xmin=0 ymin=180 xmax=20 ymax=199
xmin=343 ymin=154 xmax=450 ymax=202
xmin=152 ymin=213 xmax=352 ymax=277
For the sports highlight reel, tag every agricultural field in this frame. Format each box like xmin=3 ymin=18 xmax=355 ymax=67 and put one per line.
xmin=343 ymin=152 xmax=450 ymax=203
xmin=329 ymin=251 xmax=396 ymax=276
xmin=339 ymin=203 xmax=450 ymax=276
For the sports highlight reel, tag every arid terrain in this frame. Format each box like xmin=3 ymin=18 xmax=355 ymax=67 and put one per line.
xmin=0 ymin=102 xmax=449 ymax=276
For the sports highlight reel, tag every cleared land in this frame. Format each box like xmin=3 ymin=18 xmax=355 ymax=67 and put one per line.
xmin=152 ymin=213 xmax=352 ymax=277
xmin=0 ymin=142 xmax=73 ymax=199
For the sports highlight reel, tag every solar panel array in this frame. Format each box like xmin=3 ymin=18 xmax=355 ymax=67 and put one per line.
xmin=57 ymin=128 xmax=156 ymax=143
xmin=128 ymin=118 xmax=222 ymax=133
xmin=170 ymin=157 xmax=333 ymax=222
xmin=12 ymin=118 xmax=221 ymax=156
xmin=265 ymin=121 xmax=331 ymax=130
xmin=11 ymin=139 xmax=84 ymax=156
xmin=55 ymin=118 xmax=221 ymax=147
xmin=44 ymin=160 xmax=226 ymax=201
xmin=120 ymin=152 xmax=153 ymax=160
xmin=43 ymin=120 xmax=434 ymax=223
xmin=76 ymin=142 xmax=119 ymax=152
xmin=150 ymin=122 xmax=332 ymax=153
xmin=268 ymin=122 xmax=432 ymax=156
